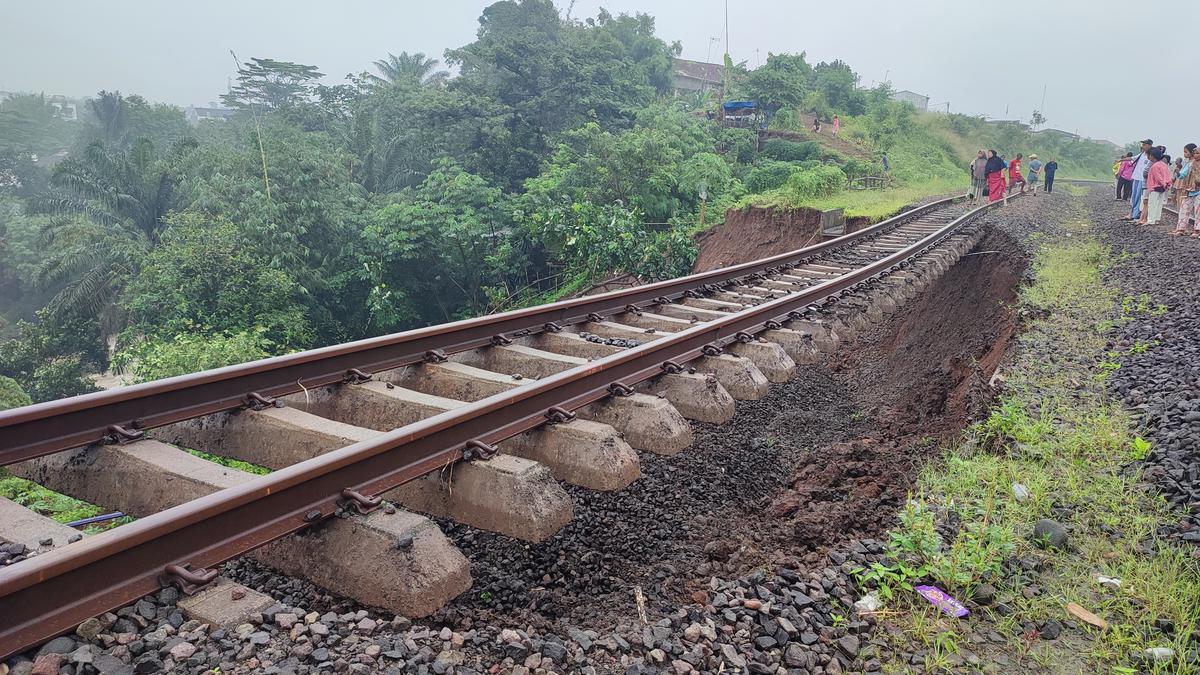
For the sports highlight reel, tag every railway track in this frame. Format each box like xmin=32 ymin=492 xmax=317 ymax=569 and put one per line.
xmin=0 ymin=192 xmax=1018 ymax=658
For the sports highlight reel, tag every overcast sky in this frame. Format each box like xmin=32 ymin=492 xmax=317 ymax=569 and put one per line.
xmin=1 ymin=1 xmax=1193 ymax=153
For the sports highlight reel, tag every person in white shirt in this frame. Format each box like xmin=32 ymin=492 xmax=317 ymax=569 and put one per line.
xmin=1124 ymin=139 xmax=1153 ymax=221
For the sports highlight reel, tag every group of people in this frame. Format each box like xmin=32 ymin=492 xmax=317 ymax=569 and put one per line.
xmin=1113 ymin=139 xmax=1199 ymax=234
xmin=968 ymin=150 xmax=1058 ymax=202
xmin=810 ymin=114 xmax=841 ymax=135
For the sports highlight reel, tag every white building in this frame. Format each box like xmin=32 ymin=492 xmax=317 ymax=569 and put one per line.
xmin=890 ymin=89 xmax=929 ymax=112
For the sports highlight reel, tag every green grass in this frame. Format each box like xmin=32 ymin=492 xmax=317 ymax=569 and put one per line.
xmin=872 ymin=207 xmax=1200 ymax=673
xmin=737 ymin=177 xmax=963 ymax=221
xmin=184 ymin=449 xmax=272 ymax=475
xmin=0 ymin=468 xmax=133 ymax=534
xmin=807 ymin=179 xmax=962 ymax=219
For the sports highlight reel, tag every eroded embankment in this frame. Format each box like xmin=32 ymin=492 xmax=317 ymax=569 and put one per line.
xmin=208 ymin=220 xmax=1030 ymax=671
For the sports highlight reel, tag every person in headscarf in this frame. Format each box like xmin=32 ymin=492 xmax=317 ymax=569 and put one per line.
xmin=1171 ymin=144 xmax=1197 ymax=235
xmin=968 ymin=150 xmax=988 ymax=200
xmin=985 ymin=150 xmax=1007 ymax=203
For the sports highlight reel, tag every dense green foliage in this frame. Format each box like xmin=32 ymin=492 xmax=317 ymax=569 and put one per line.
xmin=0 ymin=0 xmax=1126 ymax=401
xmin=0 ymin=375 xmax=31 ymax=410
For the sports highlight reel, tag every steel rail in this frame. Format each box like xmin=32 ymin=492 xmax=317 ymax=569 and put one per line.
xmin=0 ymin=195 xmax=966 ymax=466
xmin=0 ymin=194 xmax=1003 ymax=658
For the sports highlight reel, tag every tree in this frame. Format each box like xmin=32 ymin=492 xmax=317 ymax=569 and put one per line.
xmin=355 ymin=162 xmax=511 ymax=327
xmin=221 ymin=58 xmax=325 ymax=113
xmin=743 ymin=52 xmax=814 ymax=112
xmin=1030 ymin=110 xmax=1046 ymax=129
xmin=0 ymin=94 xmax=77 ymax=156
xmin=813 ymin=60 xmax=865 ymax=115
xmin=0 ymin=309 xmax=103 ymax=403
xmin=446 ymin=0 xmax=671 ymax=186
xmin=34 ymin=138 xmax=193 ymax=321
xmin=121 ymin=213 xmax=314 ymax=349
xmin=369 ymin=52 xmax=450 ymax=88
xmin=90 ymin=90 xmax=128 ymax=146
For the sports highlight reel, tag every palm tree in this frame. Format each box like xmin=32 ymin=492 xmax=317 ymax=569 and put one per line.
xmin=89 ymin=90 xmax=127 ymax=146
xmin=369 ymin=52 xmax=450 ymax=88
xmin=33 ymin=138 xmax=193 ymax=325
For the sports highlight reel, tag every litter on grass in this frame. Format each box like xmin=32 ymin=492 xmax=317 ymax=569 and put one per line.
xmin=914 ymin=585 xmax=968 ymax=618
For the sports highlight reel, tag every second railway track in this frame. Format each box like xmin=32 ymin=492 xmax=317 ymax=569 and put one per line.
xmin=0 ymin=191 xmax=1021 ymax=658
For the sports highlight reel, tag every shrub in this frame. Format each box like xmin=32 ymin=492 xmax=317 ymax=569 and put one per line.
xmin=113 ymin=329 xmax=273 ymax=383
xmin=0 ymin=375 xmax=31 ymax=410
xmin=786 ymin=164 xmax=847 ymax=201
xmin=761 ymin=139 xmax=821 ymax=162
xmin=745 ymin=160 xmax=796 ymax=193
xmin=841 ymin=157 xmax=874 ymax=179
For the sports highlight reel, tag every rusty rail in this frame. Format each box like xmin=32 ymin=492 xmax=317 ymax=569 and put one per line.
xmin=0 ymin=195 xmax=965 ymax=466
xmin=0 ymin=193 xmax=1009 ymax=657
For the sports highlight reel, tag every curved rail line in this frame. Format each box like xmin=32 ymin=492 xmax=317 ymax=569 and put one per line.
xmin=0 ymin=195 xmax=965 ymax=466
xmin=0 ymin=191 xmax=1012 ymax=657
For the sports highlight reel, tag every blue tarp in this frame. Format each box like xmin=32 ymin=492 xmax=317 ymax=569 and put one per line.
xmin=722 ymin=100 xmax=758 ymax=112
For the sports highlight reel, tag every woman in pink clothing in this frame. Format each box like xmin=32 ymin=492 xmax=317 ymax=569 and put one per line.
xmin=832 ymin=115 xmax=840 ymax=135
xmin=1144 ymin=147 xmax=1172 ymax=225
xmin=1117 ymin=153 xmax=1136 ymax=201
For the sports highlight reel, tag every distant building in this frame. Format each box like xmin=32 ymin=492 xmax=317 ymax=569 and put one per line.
xmin=889 ymin=89 xmax=929 ymax=111
xmin=0 ymin=91 xmax=82 ymax=120
xmin=46 ymin=95 xmax=80 ymax=121
xmin=185 ymin=105 xmax=235 ymax=124
xmin=671 ymin=58 xmax=724 ymax=95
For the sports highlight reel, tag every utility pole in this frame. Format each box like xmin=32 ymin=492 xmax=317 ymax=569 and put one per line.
xmin=718 ymin=0 xmax=729 ymax=120
xmin=1040 ymin=83 xmax=1047 ymax=115
xmin=725 ymin=0 xmax=730 ymax=64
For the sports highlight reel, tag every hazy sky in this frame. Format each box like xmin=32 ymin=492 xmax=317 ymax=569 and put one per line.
xmin=1 ymin=1 xmax=1193 ymax=153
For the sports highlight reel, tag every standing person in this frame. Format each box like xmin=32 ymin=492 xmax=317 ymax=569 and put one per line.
xmin=1008 ymin=153 xmax=1026 ymax=194
xmin=1144 ymin=147 xmax=1171 ymax=226
xmin=1112 ymin=156 xmax=1124 ymax=199
xmin=1185 ymin=146 xmax=1200 ymax=237
xmin=1117 ymin=153 xmax=1135 ymax=201
xmin=1124 ymin=139 xmax=1153 ymax=221
xmin=969 ymin=150 xmax=988 ymax=200
xmin=1171 ymin=144 xmax=1197 ymax=235
xmin=881 ymin=152 xmax=890 ymax=173
xmin=1044 ymin=158 xmax=1058 ymax=193
xmin=832 ymin=115 xmax=840 ymax=135
xmin=985 ymin=150 xmax=1007 ymax=203
xmin=1027 ymin=154 xmax=1043 ymax=195
xmin=811 ymin=115 xmax=821 ymax=133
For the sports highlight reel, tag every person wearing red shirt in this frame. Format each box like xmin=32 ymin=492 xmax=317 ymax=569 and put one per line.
xmin=1008 ymin=154 xmax=1026 ymax=195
